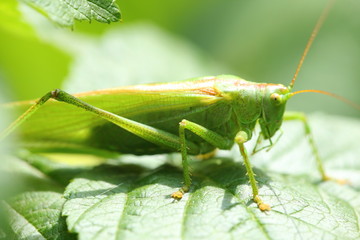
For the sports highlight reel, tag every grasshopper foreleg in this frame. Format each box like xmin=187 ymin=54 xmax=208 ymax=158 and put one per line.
xmin=283 ymin=111 xmax=347 ymax=184
xmin=235 ymin=131 xmax=271 ymax=211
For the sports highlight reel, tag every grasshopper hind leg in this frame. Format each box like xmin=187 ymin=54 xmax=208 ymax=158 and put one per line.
xmin=0 ymin=90 xmax=56 ymax=140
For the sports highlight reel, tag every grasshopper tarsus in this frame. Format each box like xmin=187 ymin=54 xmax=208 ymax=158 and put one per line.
xmin=171 ymin=187 xmax=187 ymax=200
xmin=196 ymin=149 xmax=217 ymax=160
xmin=171 ymin=191 xmax=183 ymax=200
xmin=323 ymin=175 xmax=349 ymax=185
xmin=335 ymin=179 xmax=350 ymax=185
xmin=254 ymin=195 xmax=271 ymax=211
xmin=258 ymin=203 xmax=271 ymax=212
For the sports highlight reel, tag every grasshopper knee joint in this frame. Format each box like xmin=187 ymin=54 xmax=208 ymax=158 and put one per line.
xmin=235 ymin=131 xmax=248 ymax=144
xmin=51 ymin=89 xmax=61 ymax=98
xmin=179 ymin=119 xmax=187 ymax=126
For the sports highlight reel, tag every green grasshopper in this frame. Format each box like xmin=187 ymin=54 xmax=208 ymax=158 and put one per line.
xmin=0 ymin=1 xmax=356 ymax=211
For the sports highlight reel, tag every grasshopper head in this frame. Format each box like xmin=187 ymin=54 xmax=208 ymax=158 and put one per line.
xmin=259 ymin=85 xmax=292 ymax=139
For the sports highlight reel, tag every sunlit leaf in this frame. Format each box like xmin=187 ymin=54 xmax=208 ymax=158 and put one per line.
xmin=21 ymin=0 xmax=121 ymax=27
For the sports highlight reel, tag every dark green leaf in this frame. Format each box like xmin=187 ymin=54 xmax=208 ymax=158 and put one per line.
xmin=3 ymin=191 xmax=76 ymax=239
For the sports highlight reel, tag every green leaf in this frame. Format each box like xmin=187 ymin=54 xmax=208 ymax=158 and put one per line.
xmin=20 ymin=0 xmax=121 ymax=27
xmin=3 ymin=191 xmax=76 ymax=239
xmin=62 ymin=114 xmax=360 ymax=240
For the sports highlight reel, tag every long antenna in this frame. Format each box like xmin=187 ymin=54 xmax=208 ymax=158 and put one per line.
xmin=290 ymin=89 xmax=360 ymax=111
xmin=289 ymin=0 xmax=336 ymax=89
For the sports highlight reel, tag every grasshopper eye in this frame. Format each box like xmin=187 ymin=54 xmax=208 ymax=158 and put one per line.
xmin=270 ymin=93 xmax=281 ymax=105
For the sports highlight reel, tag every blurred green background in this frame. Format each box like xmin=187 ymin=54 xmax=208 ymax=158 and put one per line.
xmin=0 ymin=0 xmax=359 ymax=117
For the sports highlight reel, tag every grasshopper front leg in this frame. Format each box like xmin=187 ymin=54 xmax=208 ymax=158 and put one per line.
xmin=235 ymin=131 xmax=271 ymax=211
xmin=284 ymin=111 xmax=347 ymax=184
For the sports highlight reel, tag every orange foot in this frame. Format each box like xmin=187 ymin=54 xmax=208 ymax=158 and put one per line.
xmin=196 ymin=149 xmax=218 ymax=160
xmin=254 ymin=195 xmax=271 ymax=211
xmin=171 ymin=191 xmax=184 ymax=200
xmin=323 ymin=175 xmax=349 ymax=185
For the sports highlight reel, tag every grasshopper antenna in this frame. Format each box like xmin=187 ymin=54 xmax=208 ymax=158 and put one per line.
xmin=290 ymin=90 xmax=360 ymax=111
xmin=289 ymin=0 xmax=336 ymax=90
xmin=287 ymin=0 xmax=360 ymax=112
